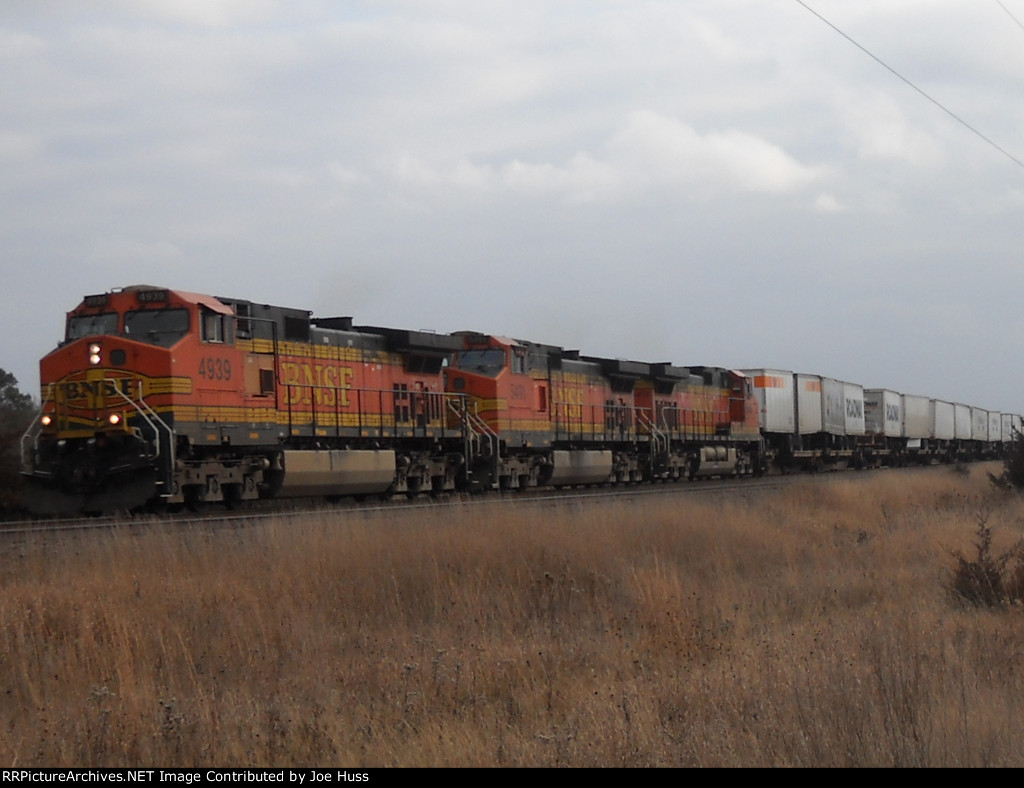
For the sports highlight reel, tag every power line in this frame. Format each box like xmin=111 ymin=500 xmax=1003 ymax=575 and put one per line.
xmin=795 ymin=0 xmax=1024 ymax=170
xmin=995 ymin=0 xmax=1024 ymax=34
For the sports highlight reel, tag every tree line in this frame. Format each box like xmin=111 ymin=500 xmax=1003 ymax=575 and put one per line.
xmin=0 ymin=368 xmax=36 ymax=517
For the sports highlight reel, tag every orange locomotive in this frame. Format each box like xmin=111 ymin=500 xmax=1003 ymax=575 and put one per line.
xmin=24 ymin=286 xmax=466 ymax=514
xmin=22 ymin=286 xmax=764 ymax=515
xmin=447 ymin=334 xmax=763 ymax=490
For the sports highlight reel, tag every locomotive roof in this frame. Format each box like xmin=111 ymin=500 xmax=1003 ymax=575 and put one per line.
xmin=79 ymin=285 xmax=233 ymax=315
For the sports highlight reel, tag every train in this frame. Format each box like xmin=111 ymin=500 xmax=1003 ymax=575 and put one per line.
xmin=18 ymin=285 xmax=1021 ymax=515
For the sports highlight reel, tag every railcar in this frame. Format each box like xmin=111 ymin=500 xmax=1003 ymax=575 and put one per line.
xmin=445 ymin=334 xmax=763 ymax=488
xmin=744 ymin=370 xmax=868 ymax=469
xmin=20 ymin=285 xmax=1020 ymax=516
xmin=742 ymin=372 xmax=1012 ymax=469
xmin=862 ymin=388 xmax=903 ymax=463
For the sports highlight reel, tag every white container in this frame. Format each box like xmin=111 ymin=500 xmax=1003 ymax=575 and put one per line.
xmin=932 ymin=400 xmax=955 ymax=441
xmin=955 ymin=403 xmax=972 ymax=440
xmin=971 ymin=407 xmax=989 ymax=442
xmin=822 ymin=377 xmax=846 ymax=435
xmin=742 ymin=369 xmax=795 ymax=434
xmin=795 ymin=374 xmax=824 ymax=435
xmin=843 ymin=382 xmax=865 ymax=437
xmin=865 ymin=389 xmax=902 ymax=438
xmin=988 ymin=412 xmax=1002 ymax=443
xmin=1002 ymin=413 xmax=1021 ymax=443
xmin=795 ymin=374 xmax=847 ymax=436
xmin=902 ymin=394 xmax=930 ymax=440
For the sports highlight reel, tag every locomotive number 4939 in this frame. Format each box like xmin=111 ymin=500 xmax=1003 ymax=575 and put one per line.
xmin=198 ymin=357 xmax=232 ymax=381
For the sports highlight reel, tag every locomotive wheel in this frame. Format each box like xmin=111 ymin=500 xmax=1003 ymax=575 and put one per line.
xmin=222 ymin=483 xmax=244 ymax=510
xmin=184 ymin=486 xmax=206 ymax=512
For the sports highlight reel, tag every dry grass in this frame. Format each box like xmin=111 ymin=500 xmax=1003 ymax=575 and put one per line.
xmin=2 ymin=463 xmax=1024 ymax=767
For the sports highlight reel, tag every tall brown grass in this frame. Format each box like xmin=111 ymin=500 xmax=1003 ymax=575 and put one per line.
xmin=2 ymin=463 xmax=1023 ymax=767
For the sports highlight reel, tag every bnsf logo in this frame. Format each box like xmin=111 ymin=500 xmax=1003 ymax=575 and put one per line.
xmin=60 ymin=378 xmax=133 ymax=403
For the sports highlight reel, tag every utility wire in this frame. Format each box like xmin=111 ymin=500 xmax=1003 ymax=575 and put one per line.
xmin=795 ymin=0 xmax=1024 ymax=170
xmin=995 ymin=0 xmax=1024 ymax=34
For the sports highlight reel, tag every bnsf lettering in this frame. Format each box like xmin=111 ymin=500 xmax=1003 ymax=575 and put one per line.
xmin=62 ymin=378 xmax=133 ymax=403
xmin=279 ymin=361 xmax=354 ymax=407
xmin=555 ymin=384 xmax=586 ymax=419
xmin=685 ymin=393 xmax=723 ymax=413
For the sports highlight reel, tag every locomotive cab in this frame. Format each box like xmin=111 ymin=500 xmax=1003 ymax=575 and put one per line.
xmin=447 ymin=334 xmax=554 ymax=449
xmin=446 ymin=333 xmax=565 ymax=489
xmin=24 ymin=286 xmax=240 ymax=514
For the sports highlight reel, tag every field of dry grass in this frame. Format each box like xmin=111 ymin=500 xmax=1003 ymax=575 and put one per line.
xmin=2 ymin=463 xmax=1024 ymax=767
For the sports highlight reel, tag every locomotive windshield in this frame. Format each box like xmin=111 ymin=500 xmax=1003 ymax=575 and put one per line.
xmin=124 ymin=309 xmax=190 ymax=348
xmin=454 ymin=349 xmax=506 ymax=377
xmin=67 ymin=312 xmax=119 ymax=340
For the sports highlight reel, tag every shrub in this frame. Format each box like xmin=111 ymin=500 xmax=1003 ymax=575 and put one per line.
xmin=950 ymin=513 xmax=1024 ymax=607
xmin=990 ymin=426 xmax=1024 ymax=491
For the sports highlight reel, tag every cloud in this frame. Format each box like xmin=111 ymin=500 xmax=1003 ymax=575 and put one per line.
xmin=87 ymin=237 xmax=185 ymax=267
xmin=611 ymin=110 xmax=825 ymax=194
xmin=845 ymin=95 xmax=944 ymax=167
xmin=368 ymin=109 xmax=824 ymax=208
xmin=812 ymin=192 xmax=845 ymax=213
xmin=3 ymin=2 xmax=1024 ymax=415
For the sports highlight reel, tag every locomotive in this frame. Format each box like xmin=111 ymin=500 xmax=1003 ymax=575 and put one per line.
xmin=20 ymin=285 xmax=763 ymax=515
xmin=20 ymin=285 xmax=1017 ymax=516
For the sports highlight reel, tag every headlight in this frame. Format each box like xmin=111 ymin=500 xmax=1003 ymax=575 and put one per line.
xmin=108 ymin=413 xmax=121 ymax=425
xmin=89 ymin=343 xmax=102 ymax=365
xmin=41 ymin=415 xmax=52 ymax=427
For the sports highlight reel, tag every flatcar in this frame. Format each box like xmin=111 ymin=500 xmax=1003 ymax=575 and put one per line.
xmin=20 ymin=286 xmax=764 ymax=515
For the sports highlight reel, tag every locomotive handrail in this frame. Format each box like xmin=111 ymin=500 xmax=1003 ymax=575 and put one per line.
xmin=19 ymin=407 xmax=45 ymax=474
xmin=550 ymin=399 xmax=646 ymax=444
xmin=637 ymin=410 xmax=669 ymax=459
xmin=281 ymin=381 xmax=463 ymax=441
xmin=107 ymin=378 xmax=176 ymax=496
xmin=446 ymin=396 xmax=499 ymax=484
xmin=650 ymin=402 xmax=730 ymax=443
xmin=548 ymin=398 xmax=733 ymax=447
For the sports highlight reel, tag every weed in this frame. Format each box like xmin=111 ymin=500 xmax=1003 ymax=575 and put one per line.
xmin=990 ymin=428 xmax=1024 ymax=491
xmin=949 ymin=512 xmax=1024 ymax=607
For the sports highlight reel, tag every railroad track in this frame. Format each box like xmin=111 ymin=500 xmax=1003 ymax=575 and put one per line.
xmin=1 ymin=463 xmax=972 ymax=538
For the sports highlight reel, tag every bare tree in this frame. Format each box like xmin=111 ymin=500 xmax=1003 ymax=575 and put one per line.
xmin=0 ymin=369 xmax=36 ymax=517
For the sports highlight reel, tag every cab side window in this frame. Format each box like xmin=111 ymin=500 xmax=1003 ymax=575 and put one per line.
xmin=201 ymin=308 xmax=233 ymax=345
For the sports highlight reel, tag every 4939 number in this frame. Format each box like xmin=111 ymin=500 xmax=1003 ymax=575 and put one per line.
xmin=199 ymin=357 xmax=231 ymax=381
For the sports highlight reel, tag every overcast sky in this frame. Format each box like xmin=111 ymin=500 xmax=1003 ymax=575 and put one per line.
xmin=3 ymin=1 xmax=1024 ymax=414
